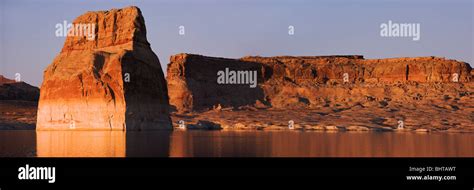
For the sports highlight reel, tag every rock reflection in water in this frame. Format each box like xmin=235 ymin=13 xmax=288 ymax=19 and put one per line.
xmin=27 ymin=130 xmax=474 ymax=157
xmin=36 ymin=131 xmax=126 ymax=157
xmin=125 ymin=131 xmax=171 ymax=157
xmin=168 ymin=131 xmax=474 ymax=157
xmin=36 ymin=131 xmax=171 ymax=157
xmin=0 ymin=130 xmax=36 ymax=157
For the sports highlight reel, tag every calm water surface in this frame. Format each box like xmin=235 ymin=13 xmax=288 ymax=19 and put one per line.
xmin=0 ymin=130 xmax=473 ymax=157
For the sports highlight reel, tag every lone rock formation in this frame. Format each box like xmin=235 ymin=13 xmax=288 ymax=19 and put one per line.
xmin=37 ymin=6 xmax=171 ymax=130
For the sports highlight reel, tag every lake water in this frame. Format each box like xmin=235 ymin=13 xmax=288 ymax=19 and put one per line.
xmin=0 ymin=130 xmax=473 ymax=157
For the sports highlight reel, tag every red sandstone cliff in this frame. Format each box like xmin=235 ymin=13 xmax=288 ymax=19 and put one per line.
xmin=167 ymin=54 xmax=472 ymax=112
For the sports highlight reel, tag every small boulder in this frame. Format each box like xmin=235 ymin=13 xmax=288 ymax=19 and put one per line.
xmin=187 ymin=120 xmax=222 ymax=130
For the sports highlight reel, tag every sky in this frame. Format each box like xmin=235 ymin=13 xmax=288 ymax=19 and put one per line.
xmin=0 ymin=0 xmax=473 ymax=87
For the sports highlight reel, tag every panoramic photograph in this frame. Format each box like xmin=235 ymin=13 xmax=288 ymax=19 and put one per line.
xmin=0 ymin=0 xmax=472 ymax=188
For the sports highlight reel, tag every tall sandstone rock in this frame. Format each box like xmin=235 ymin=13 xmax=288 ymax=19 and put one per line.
xmin=167 ymin=54 xmax=472 ymax=112
xmin=37 ymin=6 xmax=171 ymax=130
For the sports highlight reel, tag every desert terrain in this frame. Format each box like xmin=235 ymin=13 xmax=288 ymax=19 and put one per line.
xmin=1 ymin=6 xmax=473 ymax=132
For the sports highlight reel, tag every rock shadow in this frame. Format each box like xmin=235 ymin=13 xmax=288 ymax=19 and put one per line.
xmin=183 ymin=56 xmax=266 ymax=111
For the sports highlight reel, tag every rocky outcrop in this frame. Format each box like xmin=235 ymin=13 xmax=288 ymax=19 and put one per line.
xmin=0 ymin=75 xmax=39 ymax=101
xmin=37 ymin=6 xmax=171 ymax=130
xmin=167 ymin=54 xmax=472 ymax=112
xmin=0 ymin=75 xmax=39 ymax=130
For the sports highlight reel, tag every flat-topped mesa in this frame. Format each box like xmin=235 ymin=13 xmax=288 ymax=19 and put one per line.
xmin=37 ymin=6 xmax=171 ymax=130
xmin=167 ymin=53 xmax=472 ymax=112
xmin=239 ymin=56 xmax=471 ymax=83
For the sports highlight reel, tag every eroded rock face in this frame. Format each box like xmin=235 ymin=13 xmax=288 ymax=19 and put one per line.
xmin=37 ymin=6 xmax=171 ymax=130
xmin=167 ymin=54 xmax=472 ymax=112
